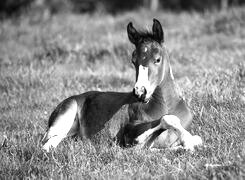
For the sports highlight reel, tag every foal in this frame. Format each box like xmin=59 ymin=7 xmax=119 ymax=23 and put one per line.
xmin=116 ymin=19 xmax=202 ymax=151
xmin=42 ymin=19 xmax=202 ymax=152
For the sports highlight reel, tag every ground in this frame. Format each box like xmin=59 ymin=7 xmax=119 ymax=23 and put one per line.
xmin=0 ymin=7 xmax=245 ymax=179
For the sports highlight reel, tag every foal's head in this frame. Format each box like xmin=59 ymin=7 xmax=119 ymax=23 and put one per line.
xmin=127 ymin=19 xmax=168 ymax=103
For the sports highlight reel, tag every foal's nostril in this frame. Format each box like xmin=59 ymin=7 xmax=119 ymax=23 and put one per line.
xmin=141 ymin=86 xmax=147 ymax=96
xmin=133 ymin=87 xmax=138 ymax=97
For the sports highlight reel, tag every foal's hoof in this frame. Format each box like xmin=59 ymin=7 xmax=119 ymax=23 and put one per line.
xmin=192 ymin=135 xmax=203 ymax=146
xmin=182 ymin=135 xmax=203 ymax=152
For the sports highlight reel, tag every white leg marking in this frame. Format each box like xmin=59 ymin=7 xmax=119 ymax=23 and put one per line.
xmin=42 ymin=100 xmax=78 ymax=152
xmin=169 ymin=65 xmax=175 ymax=80
xmin=161 ymin=115 xmax=202 ymax=151
xmin=136 ymin=125 xmax=161 ymax=144
xmin=42 ymin=135 xmax=64 ymax=152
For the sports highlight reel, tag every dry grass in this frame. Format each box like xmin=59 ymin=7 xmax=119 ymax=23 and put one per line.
xmin=0 ymin=7 xmax=245 ymax=179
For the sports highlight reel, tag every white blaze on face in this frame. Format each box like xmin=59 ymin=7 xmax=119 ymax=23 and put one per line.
xmin=134 ymin=65 xmax=150 ymax=98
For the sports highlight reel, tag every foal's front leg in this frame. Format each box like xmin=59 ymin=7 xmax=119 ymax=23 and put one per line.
xmin=161 ymin=115 xmax=202 ymax=151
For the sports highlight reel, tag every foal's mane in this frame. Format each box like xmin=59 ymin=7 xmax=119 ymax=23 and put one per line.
xmin=137 ymin=30 xmax=162 ymax=44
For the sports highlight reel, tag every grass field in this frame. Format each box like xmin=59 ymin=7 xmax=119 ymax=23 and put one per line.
xmin=0 ymin=7 xmax=245 ymax=179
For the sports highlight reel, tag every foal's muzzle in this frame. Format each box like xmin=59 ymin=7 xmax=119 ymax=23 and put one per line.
xmin=133 ymin=86 xmax=147 ymax=102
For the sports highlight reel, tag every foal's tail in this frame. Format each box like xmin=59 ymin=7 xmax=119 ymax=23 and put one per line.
xmin=42 ymin=98 xmax=78 ymax=152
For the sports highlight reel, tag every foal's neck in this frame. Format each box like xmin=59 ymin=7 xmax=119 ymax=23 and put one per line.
xmin=144 ymin=62 xmax=181 ymax=118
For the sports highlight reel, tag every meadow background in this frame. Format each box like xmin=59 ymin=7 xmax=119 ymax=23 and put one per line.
xmin=0 ymin=1 xmax=245 ymax=179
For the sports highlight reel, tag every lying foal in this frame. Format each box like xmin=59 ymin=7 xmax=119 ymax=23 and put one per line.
xmin=42 ymin=19 xmax=202 ymax=152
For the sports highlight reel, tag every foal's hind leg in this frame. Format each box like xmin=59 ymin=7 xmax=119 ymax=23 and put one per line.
xmin=42 ymin=99 xmax=78 ymax=152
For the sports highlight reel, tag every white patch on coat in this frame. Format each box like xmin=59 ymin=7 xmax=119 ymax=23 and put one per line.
xmin=169 ymin=65 xmax=174 ymax=80
xmin=42 ymin=100 xmax=78 ymax=152
xmin=168 ymin=64 xmax=183 ymax=97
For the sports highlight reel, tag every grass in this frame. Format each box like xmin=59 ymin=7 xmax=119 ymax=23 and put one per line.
xmin=0 ymin=7 xmax=245 ymax=179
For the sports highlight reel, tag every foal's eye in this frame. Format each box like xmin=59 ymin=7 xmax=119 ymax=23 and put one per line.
xmin=154 ymin=57 xmax=161 ymax=64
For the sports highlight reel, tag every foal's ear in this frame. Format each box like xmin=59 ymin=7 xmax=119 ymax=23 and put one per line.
xmin=127 ymin=22 xmax=140 ymax=45
xmin=152 ymin=19 xmax=164 ymax=43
